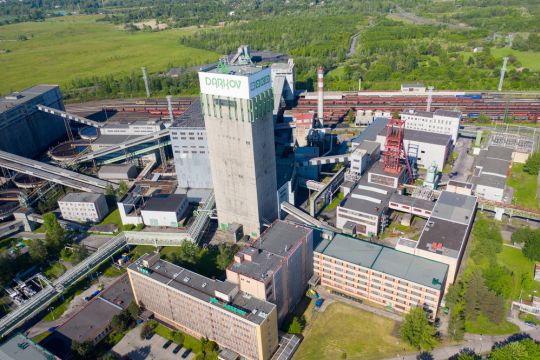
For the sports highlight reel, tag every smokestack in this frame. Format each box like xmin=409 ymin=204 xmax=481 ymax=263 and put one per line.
xmin=141 ymin=67 xmax=150 ymax=98
xmin=166 ymin=95 xmax=174 ymax=122
xmin=317 ymin=66 xmax=324 ymax=127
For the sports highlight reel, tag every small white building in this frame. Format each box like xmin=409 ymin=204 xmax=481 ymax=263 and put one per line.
xmin=58 ymin=193 xmax=109 ymax=223
xmin=140 ymin=194 xmax=188 ymax=228
xmin=400 ymin=109 xmax=462 ymax=143
xmin=400 ymin=84 xmax=426 ymax=93
xmin=98 ymin=164 xmax=138 ymax=180
xmin=472 ymin=146 xmax=513 ymax=202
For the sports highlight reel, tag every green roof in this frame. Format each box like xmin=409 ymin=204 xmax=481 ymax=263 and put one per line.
xmin=316 ymin=234 xmax=448 ymax=290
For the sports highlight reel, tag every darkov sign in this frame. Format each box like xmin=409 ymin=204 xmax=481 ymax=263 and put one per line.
xmin=198 ymin=67 xmax=272 ymax=99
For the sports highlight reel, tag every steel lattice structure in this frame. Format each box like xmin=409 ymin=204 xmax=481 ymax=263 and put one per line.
xmin=383 ymin=118 xmax=413 ymax=183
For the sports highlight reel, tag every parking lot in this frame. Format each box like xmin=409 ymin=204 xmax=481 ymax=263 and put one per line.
xmin=112 ymin=327 xmax=195 ymax=360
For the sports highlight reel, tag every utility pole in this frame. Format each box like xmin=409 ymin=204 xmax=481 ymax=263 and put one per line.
xmin=498 ymin=57 xmax=509 ymax=92
xmin=141 ymin=67 xmax=151 ymax=98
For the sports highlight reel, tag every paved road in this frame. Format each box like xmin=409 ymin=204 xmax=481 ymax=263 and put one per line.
xmin=448 ymin=138 xmax=474 ymax=182
xmin=347 ymin=32 xmax=360 ymax=58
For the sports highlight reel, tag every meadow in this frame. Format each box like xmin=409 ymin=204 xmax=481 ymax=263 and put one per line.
xmin=0 ymin=15 xmax=218 ymax=95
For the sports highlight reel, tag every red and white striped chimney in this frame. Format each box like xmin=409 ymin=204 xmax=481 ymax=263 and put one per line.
xmin=317 ymin=66 xmax=324 ymax=127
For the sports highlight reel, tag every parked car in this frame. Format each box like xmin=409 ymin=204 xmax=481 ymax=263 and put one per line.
xmin=145 ymin=332 xmax=154 ymax=340
xmin=525 ymin=321 xmax=536 ymax=327
xmin=173 ymin=345 xmax=182 ymax=354
xmin=163 ymin=340 xmax=173 ymax=349
xmin=182 ymin=349 xmax=192 ymax=358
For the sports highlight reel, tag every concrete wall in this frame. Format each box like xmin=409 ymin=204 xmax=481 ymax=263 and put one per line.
xmin=170 ymin=127 xmax=213 ymax=189
xmin=202 ymin=90 xmax=277 ymax=237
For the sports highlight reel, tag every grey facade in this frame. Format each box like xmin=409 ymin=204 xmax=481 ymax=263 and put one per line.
xmin=0 ymin=85 xmax=67 ymax=158
xmin=199 ymin=65 xmax=278 ymax=237
xmin=170 ymin=100 xmax=213 ymax=189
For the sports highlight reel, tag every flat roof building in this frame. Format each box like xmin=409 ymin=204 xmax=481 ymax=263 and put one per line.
xmin=227 ymin=221 xmax=313 ymax=324
xmin=0 ymin=333 xmax=59 ymax=360
xmin=400 ymin=109 xmax=461 ymax=143
xmin=199 ymin=63 xmax=277 ymax=237
xmin=0 ymin=85 xmax=67 ymax=158
xmin=472 ymin=146 xmax=513 ymax=203
xmin=314 ymin=234 xmax=448 ymax=318
xmin=396 ymin=191 xmax=477 ymax=288
xmin=170 ymin=99 xmax=213 ymax=190
xmin=58 ymin=192 xmax=109 ymax=223
xmin=128 ymin=253 xmax=279 ymax=360
xmin=140 ymin=193 xmax=188 ymax=228
xmin=97 ymin=164 xmax=138 ymax=180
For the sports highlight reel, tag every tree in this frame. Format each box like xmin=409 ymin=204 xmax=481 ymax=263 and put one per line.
xmin=448 ymin=308 xmax=465 ymax=341
xmin=71 ymin=341 xmax=96 ymax=359
xmin=127 ymin=301 xmax=140 ymax=320
xmin=28 ymin=239 xmax=48 ymax=264
xmin=215 ymin=244 xmax=238 ymax=270
xmin=173 ymin=241 xmax=201 ymax=265
xmin=512 ymin=227 xmax=534 ymax=245
xmin=117 ymin=181 xmax=129 ymax=199
xmin=111 ymin=310 xmax=132 ymax=333
xmin=287 ymin=316 xmax=305 ymax=334
xmin=400 ymin=307 xmax=437 ymax=350
xmin=490 ymin=341 xmax=528 ymax=360
xmin=483 ymin=265 xmax=512 ymax=299
xmin=524 ymin=151 xmax=540 ymax=175
xmin=449 ymin=348 xmax=480 ymax=360
xmin=105 ymin=184 xmax=115 ymax=197
xmin=140 ymin=322 xmax=155 ymax=340
xmin=70 ymin=244 xmax=89 ymax=264
xmin=43 ymin=212 xmax=65 ymax=254
xmin=523 ymin=230 xmax=540 ymax=262
xmin=464 ymin=270 xmax=484 ymax=321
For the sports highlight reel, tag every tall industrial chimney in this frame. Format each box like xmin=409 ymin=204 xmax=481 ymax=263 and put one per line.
xmin=141 ymin=67 xmax=150 ymax=98
xmin=317 ymin=66 xmax=324 ymax=127
xmin=166 ymin=95 xmax=174 ymax=122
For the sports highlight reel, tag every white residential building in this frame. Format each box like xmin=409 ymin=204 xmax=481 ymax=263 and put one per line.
xmin=58 ymin=193 xmax=109 ymax=223
xmin=400 ymin=109 xmax=462 ymax=143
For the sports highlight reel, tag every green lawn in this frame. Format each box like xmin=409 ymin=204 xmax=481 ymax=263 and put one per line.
xmin=324 ymin=192 xmax=344 ymax=211
xmin=294 ymin=302 xmax=412 ymax=360
xmin=43 ymin=262 xmax=67 ymax=280
xmin=154 ymin=323 xmax=202 ymax=353
xmin=42 ymin=293 xmax=74 ymax=322
xmin=491 ymin=48 xmax=540 ymax=71
xmin=465 ymin=314 xmax=519 ymax=336
xmin=497 ymin=246 xmax=540 ymax=301
xmin=507 ymin=163 xmax=539 ymax=210
xmin=0 ymin=15 xmax=218 ymax=95
xmin=98 ymin=208 xmax=123 ymax=229
xmin=32 ymin=331 xmax=51 ymax=344
xmin=103 ymin=264 xmax=126 ymax=278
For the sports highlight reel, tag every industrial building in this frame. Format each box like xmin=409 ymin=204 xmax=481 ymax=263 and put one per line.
xmin=97 ymin=164 xmax=139 ymax=180
xmin=0 ymin=333 xmax=59 ymax=360
xmin=337 ymin=161 xmax=405 ymax=237
xmin=472 ymin=145 xmax=513 ymax=202
xmin=376 ymin=128 xmax=452 ymax=171
xmin=271 ymin=59 xmax=295 ymax=113
xmin=314 ymin=233 xmax=448 ymax=318
xmin=0 ymin=85 xmax=67 ymax=158
xmin=400 ymin=109 xmax=462 ymax=143
xmin=199 ymin=62 xmax=278 ymax=237
xmin=396 ymin=191 xmax=477 ymax=288
xmin=128 ymin=253 xmax=279 ymax=360
xmin=140 ymin=193 xmax=188 ymax=227
xmin=41 ymin=276 xmax=133 ymax=358
xmin=170 ymin=99 xmax=213 ymax=190
xmin=226 ymin=221 xmax=313 ymax=324
xmin=58 ymin=192 xmax=109 ymax=223
xmin=348 ymin=140 xmax=381 ymax=178
xmin=91 ymin=119 xmax=164 ymax=151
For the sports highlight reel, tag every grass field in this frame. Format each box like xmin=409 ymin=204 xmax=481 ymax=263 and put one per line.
xmin=294 ymin=302 xmax=412 ymax=360
xmin=491 ymin=48 xmax=540 ymax=71
xmin=497 ymin=246 xmax=540 ymax=301
xmin=0 ymin=15 xmax=218 ymax=95
xmin=507 ymin=163 xmax=539 ymax=210
xmin=153 ymin=323 xmax=202 ymax=353
xmin=98 ymin=208 xmax=123 ymax=229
